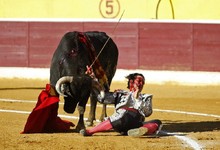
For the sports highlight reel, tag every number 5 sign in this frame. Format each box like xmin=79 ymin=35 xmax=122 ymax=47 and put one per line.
xmin=99 ymin=0 xmax=120 ymax=18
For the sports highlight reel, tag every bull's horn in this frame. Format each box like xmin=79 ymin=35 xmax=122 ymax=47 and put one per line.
xmin=55 ymin=76 xmax=73 ymax=97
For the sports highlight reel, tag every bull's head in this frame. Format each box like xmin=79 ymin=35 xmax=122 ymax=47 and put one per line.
xmin=55 ymin=75 xmax=106 ymax=102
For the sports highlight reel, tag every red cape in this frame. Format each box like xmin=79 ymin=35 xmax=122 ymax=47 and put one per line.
xmin=21 ymin=84 xmax=74 ymax=133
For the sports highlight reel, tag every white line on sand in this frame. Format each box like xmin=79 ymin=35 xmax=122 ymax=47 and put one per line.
xmin=175 ymin=135 xmax=203 ymax=150
xmin=1 ymin=98 xmax=220 ymax=119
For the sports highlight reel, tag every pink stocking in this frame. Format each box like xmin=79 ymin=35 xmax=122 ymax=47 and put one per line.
xmin=86 ymin=119 xmax=113 ymax=135
xmin=142 ymin=123 xmax=159 ymax=135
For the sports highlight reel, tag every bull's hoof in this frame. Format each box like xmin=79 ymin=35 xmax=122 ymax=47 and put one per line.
xmin=79 ymin=129 xmax=92 ymax=136
xmin=75 ymin=125 xmax=85 ymax=132
xmin=85 ymin=120 xmax=94 ymax=127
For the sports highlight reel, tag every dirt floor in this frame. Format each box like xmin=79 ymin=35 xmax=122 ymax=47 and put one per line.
xmin=0 ymin=78 xmax=220 ymax=150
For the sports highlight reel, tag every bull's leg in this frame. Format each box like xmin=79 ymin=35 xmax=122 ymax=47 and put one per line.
xmin=99 ymin=104 xmax=107 ymax=122
xmin=86 ymin=94 xmax=97 ymax=126
xmin=75 ymin=105 xmax=86 ymax=132
xmin=86 ymin=94 xmax=108 ymax=126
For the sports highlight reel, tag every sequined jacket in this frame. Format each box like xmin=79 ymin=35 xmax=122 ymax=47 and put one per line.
xmin=99 ymin=90 xmax=153 ymax=117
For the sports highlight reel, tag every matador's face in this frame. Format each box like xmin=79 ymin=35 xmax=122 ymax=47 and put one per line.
xmin=129 ymin=75 xmax=145 ymax=92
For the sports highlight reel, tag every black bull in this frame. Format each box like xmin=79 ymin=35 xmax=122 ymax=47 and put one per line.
xmin=50 ymin=31 xmax=118 ymax=131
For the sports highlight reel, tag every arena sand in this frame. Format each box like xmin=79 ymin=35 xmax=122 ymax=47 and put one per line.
xmin=0 ymin=78 xmax=220 ymax=150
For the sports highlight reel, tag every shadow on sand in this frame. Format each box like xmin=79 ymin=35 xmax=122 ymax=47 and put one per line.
xmin=162 ymin=120 xmax=220 ymax=133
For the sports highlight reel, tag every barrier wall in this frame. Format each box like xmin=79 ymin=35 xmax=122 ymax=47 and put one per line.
xmin=0 ymin=21 xmax=220 ymax=71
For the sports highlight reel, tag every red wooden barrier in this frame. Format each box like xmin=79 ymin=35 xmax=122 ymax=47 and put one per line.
xmin=0 ymin=21 xmax=220 ymax=72
xmin=28 ymin=22 xmax=84 ymax=67
xmin=139 ymin=23 xmax=193 ymax=70
xmin=193 ymin=24 xmax=220 ymax=71
xmin=0 ymin=22 xmax=28 ymax=67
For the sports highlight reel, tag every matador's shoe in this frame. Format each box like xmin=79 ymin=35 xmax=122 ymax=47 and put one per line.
xmin=127 ymin=127 xmax=148 ymax=137
xmin=127 ymin=124 xmax=163 ymax=137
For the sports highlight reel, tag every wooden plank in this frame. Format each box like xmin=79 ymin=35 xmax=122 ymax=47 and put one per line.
xmin=0 ymin=22 xmax=28 ymax=67
xmin=28 ymin=22 xmax=83 ymax=67
xmin=138 ymin=23 xmax=192 ymax=70
xmin=193 ymin=24 xmax=220 ymax=71
xmin=114 ymin=35 xmax=138 ymax=69
xmin=84 ymin=22 xmax=139 ymax=69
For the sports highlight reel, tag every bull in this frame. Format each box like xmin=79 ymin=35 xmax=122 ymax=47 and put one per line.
xmin=50 ymin=31 xmax=118 ymax=131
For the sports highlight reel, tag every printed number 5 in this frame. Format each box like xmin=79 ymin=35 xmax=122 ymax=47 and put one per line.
xmin=106 ymin=0 xmax=113 ymax=15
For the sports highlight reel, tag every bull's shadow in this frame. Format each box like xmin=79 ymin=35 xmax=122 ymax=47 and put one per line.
xmin=162 ymin=120 xmax=220 ymax=133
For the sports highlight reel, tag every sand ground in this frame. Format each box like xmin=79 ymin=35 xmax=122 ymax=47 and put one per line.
xmin=0 ymin=78 xmax=220 ymax=150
